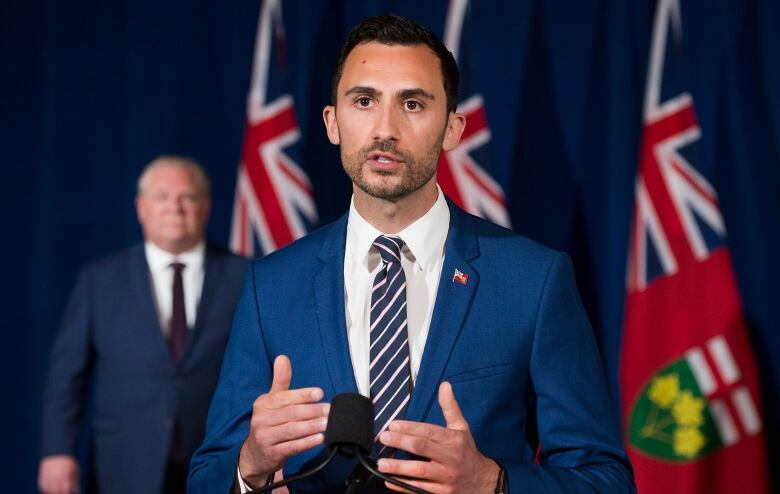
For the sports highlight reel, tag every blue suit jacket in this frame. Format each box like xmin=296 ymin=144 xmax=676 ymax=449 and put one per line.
xmin=41 ymin=243 xmax=248 ymax=494
xmin=189 ymin=204 xmax=635 ymax=493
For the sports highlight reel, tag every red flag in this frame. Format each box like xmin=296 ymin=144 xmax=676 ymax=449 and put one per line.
xmin=620 ymin=0 xmax=769 ymax=491
xmin=438 ymin=0 xmax=511 ymax=228
xmin=230 ymin=0 xmax=317 ymax=257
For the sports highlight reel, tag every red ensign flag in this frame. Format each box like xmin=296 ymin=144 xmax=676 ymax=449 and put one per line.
xmin=620 ymin=0 xmax=769 ymax=491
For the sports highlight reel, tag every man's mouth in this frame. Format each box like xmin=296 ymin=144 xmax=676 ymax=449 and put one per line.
xmin=368 ymin=151 xmax=403 ymax=161
xmin=367 ymin=151 xmax=403 ymax=169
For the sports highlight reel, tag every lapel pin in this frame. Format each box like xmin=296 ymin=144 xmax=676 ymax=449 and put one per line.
xmin=452 ymin=268 xmax=469 ymax=285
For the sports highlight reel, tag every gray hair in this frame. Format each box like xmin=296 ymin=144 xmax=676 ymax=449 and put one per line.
xmin=136 ymin=155 xmax=211 ymax=197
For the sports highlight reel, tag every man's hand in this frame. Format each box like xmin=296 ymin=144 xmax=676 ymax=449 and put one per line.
xmin=377 ymin=382 xmax=500 ymax=494
xmin=238 ymin=355 xmax=330 ymax=488
xmin=38 ymin=455 xmax=80 ymax=494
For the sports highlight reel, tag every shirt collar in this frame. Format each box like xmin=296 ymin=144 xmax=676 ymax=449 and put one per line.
xmin=346 ymin=186 xmax=450 ymax=271
xmin=144 ymin=240 xmax=206 ymax=274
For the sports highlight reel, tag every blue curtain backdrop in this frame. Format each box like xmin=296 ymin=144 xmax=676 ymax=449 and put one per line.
xmin=2 ymin=0 xmax=779 ymax=491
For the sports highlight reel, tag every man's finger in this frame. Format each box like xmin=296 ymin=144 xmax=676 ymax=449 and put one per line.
xmin=383 ymin=476 xmax=439 ymax=494
xmin=257 ymin=387 xmax=325 ymax=411
xmin=377 ymin=457 xmax=447 ymax=482
xmin=271 ymin=431 xmax=326 ymax=459
xmin=379 ymin=429 xmax=452 ymax=463
xmin=260 ymin=402 xmax=330 ymax=427
xmin=270 ymin=355 xmax=293 ymax=392
xmin=438 ymin=382 xmax=469 ymax=431
xmin=388 ymin=420 xmax=451 ymax=443
xmin=264 ymin=416 xmax=329 ymax=446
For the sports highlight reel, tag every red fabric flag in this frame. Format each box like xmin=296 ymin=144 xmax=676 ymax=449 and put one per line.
xmin=437 ymin=0 xmax=511 ymax=228
xmin=230 ymin=0 xmax=317 ymax=257
xmin=620 ymin=0 xmax=769 ymax=491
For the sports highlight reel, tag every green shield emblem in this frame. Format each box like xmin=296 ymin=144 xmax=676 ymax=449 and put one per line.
xmin=629 ymin=357 xmax=723 ymax=461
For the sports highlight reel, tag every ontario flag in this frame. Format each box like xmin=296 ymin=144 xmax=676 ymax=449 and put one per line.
xmin=620 ymin=0 xmax=769 ymax=491
xmin=230 ymin=0 xmax=317 ymax=257
xmin=438 ymin=0 xmax=511 ymax=228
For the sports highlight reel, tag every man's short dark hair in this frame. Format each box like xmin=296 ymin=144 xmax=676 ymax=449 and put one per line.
xmin=331 ymin=14 xmax=460 ymax=114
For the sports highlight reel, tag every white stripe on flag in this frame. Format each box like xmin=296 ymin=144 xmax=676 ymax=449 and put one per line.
xmin=707 ymin=336 xmax=741 ymax=386
xmin=709 ymin=398 xmax=740 ymax=446
xmin=731 ymin=386 xmax=763 ymax=436
xmin=686 ymin=348 xmax=716 ymax=395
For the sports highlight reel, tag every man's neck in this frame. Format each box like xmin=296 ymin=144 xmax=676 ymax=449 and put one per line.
xmin=147 ymin=238 xmax=204 ymax=257
xmin=352 ymin=182 xmax=439 ymax=234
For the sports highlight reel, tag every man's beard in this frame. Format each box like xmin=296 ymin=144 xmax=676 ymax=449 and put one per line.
xmin=341 ymin=135 xmax=444 ymax=201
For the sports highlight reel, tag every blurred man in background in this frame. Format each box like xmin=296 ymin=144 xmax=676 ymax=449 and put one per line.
xmin=38 ymin=156 xmax=248 ymax=494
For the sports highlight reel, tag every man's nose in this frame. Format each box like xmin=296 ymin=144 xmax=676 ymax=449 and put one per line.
xmin=372 ymin=104 xmax=400 ymax=142
xmin=164 ymin=196 xmax=185 ymax=211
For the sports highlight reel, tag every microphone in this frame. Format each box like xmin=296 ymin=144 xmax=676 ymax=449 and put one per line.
xmin=329 ymin=394 xmax=430 ymax=494
xmin=253 ymin=393 xmax=430 ymax=493
xmin=325 ymin=393 xmax=375 ymax=456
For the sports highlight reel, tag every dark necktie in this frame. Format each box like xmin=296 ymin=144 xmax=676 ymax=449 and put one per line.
xmin=169 ymin=262 xmax=187 ymax=363
xmin=369 ymin=235 xmax=413 ymax=457
xmin=168 ymin=262 xmax=188 ymax=463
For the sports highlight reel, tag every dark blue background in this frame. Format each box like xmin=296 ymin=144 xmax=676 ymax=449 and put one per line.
xmin=3 ymin=0 xmax=779 ymax=491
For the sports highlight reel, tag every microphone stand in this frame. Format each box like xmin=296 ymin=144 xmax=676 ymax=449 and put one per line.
xmin=253 ymin=448 xmax=338 ymax=493
xmin=352 ymin=449 xmax=431 ymax=494
xmin=254 ymin=446 xmax=430 ymax=494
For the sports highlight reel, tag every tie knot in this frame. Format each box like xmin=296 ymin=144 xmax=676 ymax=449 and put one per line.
xmin=373 ymin=235 xmax=404 ymax=264
xmin=170 ymin=262 xmax=186 ymax=273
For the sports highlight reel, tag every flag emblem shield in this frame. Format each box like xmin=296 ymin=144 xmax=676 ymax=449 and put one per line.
xmin=629 ymin=358 xmax=721 ymax=461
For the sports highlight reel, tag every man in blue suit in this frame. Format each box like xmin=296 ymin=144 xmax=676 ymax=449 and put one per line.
xmin=190 ymin=15 xmax=634 ymax=493
xmin=38 ymin=156 xmax=248 ymax=494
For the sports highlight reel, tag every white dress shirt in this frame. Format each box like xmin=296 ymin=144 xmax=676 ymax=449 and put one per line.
xmin=344 ymin=188 xmax=450 ymax=396
xmin=144 ymin=240 xmax=206 ymax=334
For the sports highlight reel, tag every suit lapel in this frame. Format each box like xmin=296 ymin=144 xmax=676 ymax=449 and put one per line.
xmin=314 ymin=215 xmax=359 ymax=395
xmin=405 ymin=204 xmax=480 ymax=423
xmin=128 ymin=245 xmax=173 ymax=365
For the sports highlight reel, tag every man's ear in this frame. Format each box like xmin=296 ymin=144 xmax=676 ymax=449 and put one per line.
xmin=441 ymin=111 xmax=466 ymax=152
xmin=323 ymin=105 xmax=340 ymax=145
xmin=201 ymin=196 xmax=212 ymax=224
xmin=135 ymin=196 xmax=143 ymax=223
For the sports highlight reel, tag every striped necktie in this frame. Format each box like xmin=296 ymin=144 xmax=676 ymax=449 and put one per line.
xmin=369 ymin=235 xmax=413 ymax=455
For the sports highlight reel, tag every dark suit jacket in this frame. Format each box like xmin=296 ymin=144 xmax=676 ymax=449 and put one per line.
xmin=189 ymin=203 xmax=635 ymax=493
xmin=41 ymin=242 xmax=248 ymax=494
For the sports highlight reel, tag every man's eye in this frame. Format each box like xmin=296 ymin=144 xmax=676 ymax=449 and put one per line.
xmin=405 ymin=100 xmax=422 ymax=111
xmin=357 ymin=97 xmax=372 ymax=107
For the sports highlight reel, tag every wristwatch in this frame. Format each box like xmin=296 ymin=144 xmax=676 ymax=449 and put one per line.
xmin=494 ymin=460 xmax=509 ymax=494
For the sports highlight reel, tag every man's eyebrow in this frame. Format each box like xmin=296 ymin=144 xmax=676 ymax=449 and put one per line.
xmin=398 ymin=88 xmax=435 ymax=101
xmin=343 ymin=86 xmax=380 ymax=98
xmin=342 ymin=86 xmax=435 ymax=101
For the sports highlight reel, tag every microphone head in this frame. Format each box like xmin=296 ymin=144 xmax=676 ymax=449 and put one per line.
xmin=325 ymin=393 xmax=375 ymax=456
